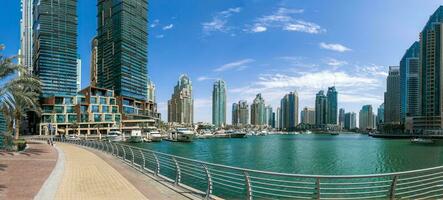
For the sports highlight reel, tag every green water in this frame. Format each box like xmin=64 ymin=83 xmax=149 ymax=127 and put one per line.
xmin=128 ymin=134 xmax=443 ymax=175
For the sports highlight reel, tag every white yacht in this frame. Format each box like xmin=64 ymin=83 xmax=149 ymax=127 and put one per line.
xmin=107 ymin=130 xmax=123 ymax=142
xmin=148 ymin=129 xmax=163 ymax=142
xmin=170 ymin=128 xmax=195 ymax=142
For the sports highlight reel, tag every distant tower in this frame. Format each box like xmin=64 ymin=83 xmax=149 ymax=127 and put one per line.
xmin=280 ymin=91 xmax=299 ymax=130
xmin=359 ymin=105 xmax=374 ymax=131
xmin=20 ymin=0 xmax=33 ymax=74
xmin=338 ymin=108 xmax=345 ymax=128
xmin=251 ymin=94 xmax=266 ymax=126
xmin=212 ymin=80 xmax=227 ymax=127
xmin=315 ymin=90 xmax=328 ymax=126
xmin=90 ymin=37 xmax=98 ymax=87
xmin=384 ymin=66 xmax=401 ymax=124
xmin=327 ymin=86 xmax=338 ymax=124
xmin=77 ymin=55 xmax=82 ymax=92
xmin=400 ymin=42 xmax=419 ymax=123
xmin=168 ymin=75 xmax=193 ymax=125
xmin=301 ymin=107 xmax=315 ymax=125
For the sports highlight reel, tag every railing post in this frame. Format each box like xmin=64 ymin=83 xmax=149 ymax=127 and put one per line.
xmin=139 ymin=149 xmax=145 ymax=170
xmin=315 ymin=178 xmax=321 ymax=200
xmin=129 ymin=147 xmax=135 ymax=166
xmin=110 ymin=142 xmax=114 ymax=155
xmin=153 ymin=153 xmax=160 ymax=176
xmin=116 ymin=144 xmax=120 ymax=158
xmin=389 ymin=175 xmax=398 ymax=200
xmin=244 ymin=171 xmax=252 ymax=200
xmin=104 ymin=142 xmax=109 ymax=153
xmin=122 ymin=145 xmax=127 ymax=161
xmin=203 ymin=164 xmax=212 ymax=200
xmin=173 ymin=157 xmax=181 ymax=185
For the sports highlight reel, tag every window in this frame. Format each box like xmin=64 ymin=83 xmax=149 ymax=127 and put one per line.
xmin=90 ymin=97 xmax=97 ymax=104
xmin=68 ymin=115 xmax=77 ymax=123
xmin=110 ymin=98 xmax=116 ymax=105
xmin=80 ymin=105 xmax=88 ymax=113
xmin=102 ymin=106 xmax=109 ymax=113
xmin=55 ymin=106 xmax=64 ymax=113
xmin=112 ymin=106 xmax=118 ymax=113
xmin=123 ymin=106 xmax=135 ymax=114
xmin=66 ymin=106 xmax=75 ymax=113
xmin=80 ymin=114 xmax=88 ymax=122
xmin=115 ymin=114 xmax=121 ymax=122
xmin=55 ymin=97 xmax=64 ymax=104
xmin=91 ymin=105 xmax=99 ymax=113
xmin=43 ymin=115 xmax=52 ymax=123
xmin=100 ymin=97 xmax=107 ymax=104
xmin=94 ymin=114 xmax=101 ymax=122
xmin=65 ymin=97 xmax=73 ymax=104
xmin=56 ymin=115 xmax=65 ymax=123
xmin=105 ymin=114 xmax=112 ymax=122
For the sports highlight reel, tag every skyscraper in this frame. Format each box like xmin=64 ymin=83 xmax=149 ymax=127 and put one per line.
xmin=377 ymin=103 xmax=385 ymax=127
xmin=90 ymin=37 xmax=98 ymax=87
xmin=97 ymin=0 xmax=148 ymax=101
xmin=147 ymin=79 xmax=156 ymax=103
xmin=327 ymin=86 xmax=338 ymax=124
xmin=400 ymin=42 xmax=420 ymax=123
xmin=77 ymin=55 xmax=81 ymax=92
xmin=344 ymin=112 xmax=357 ymax=130
xmin=315 ymin=90 xmax=328 ymax=126
xmin=384 ymin=66 xmax=401 ymax=124
xmin=338 ymin=108 xmax=345 ymax=128
xmin=276 ymin=107 xmax=281 ymax=130
xmin=232 ymin=103 xmax=238 ymax=125
xmin=414 ymin=6 xmax=443 ymax=131
xmin=20 ymin=0 xmax=33 ymax=74
xmin=251 ymin=94 xmax=266 ymax=126
xmin=359 ymin=105 xmax=374 ymax=131
xmin=279 ymin=91 xmax=299 ymax=130
xmin=212 ymin=80 xmax=226 ymax=127
xmin=265 ymin=105 xmax=273 ymax=127
xmin=232 ymin=100 xmax=249 ymax=126
xmin=33 ymin=0 xmax=78 ymax=97
xmin=301 ymin=107 xmax=315 ymax=125
xmin=168 ymin=75 xmax=193 ymax=125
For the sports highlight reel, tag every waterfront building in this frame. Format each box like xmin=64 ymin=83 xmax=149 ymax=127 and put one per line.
xmin=168 ymin=75 xmax=193 ymax=125
xmin=90 ymin=37 xmax=98 ymax=87
xmin=212 ymin=80 xmax=226 ymax=127
xmin=339 ymin=108 xmax=345 ymax=128
xmin=377 ymin=103 xmax=385 ymax=129
xmin=276 ymin=107 xmax=281 ymax=130
xmin=271 ymin=112 xmax=276 ymax=128
xmin=232 ymin=100 xmax=249 ymax=126
xmin=19 ymin=0 xmax=33 ymax=74
xmin=400 ymin=42 xmax=420 ymax=123
xmin=97 ymin=0 xmax=148 ymax=101
xmin=251 ymin=94 xmax=266 ymax=126
xmin=33 ymin=0 xmax=78 ymax=97
xmin=280 ymin=91 xmax=299 ymax=131
xmin=315 ymin=90 xmax=328 ymax=126
xmin=147 ymin=79 xmax=156 ymax=103
xmin=414 ymin=7 xmax=443 ymax=131
xmin=77 ymin=55 xmax=82 ymax=92
xmin=301 ymin=107 xmax=315 ymax=125
xmin=232 ymin=103 xmax=238 ymax=125
xmin=327 ymin=86 xmax=338 ymax=124
xmin=384 ymin=66 xmax=401 ymax=124
xmin=344 ymin=112 xmax=357 ymax=130
xmin=265 ymin=105 xmax=273 ymax=127
xmin=359 ymin=105 xmax=375 ymax=131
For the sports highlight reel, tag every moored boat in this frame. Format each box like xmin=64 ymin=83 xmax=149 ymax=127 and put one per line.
xmin=170 ymin=128 xmax=195 ymax=142
xmin=411 ymin=138 xmax=434 ymax=144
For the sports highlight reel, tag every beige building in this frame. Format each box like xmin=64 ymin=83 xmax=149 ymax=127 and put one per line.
xmin=168 ymin=74 xmax=193 ymax=125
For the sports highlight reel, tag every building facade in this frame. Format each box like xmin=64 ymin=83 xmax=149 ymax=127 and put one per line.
xmin=344 ymin=112 xmax=357 ymax=130
xmin=168 ymin=75 xmax=193 ymax=125
xmin=315 ymin=90 xmax=328 ymax=126
xmin=400 ymin=42 xmax=420 ymax=123
xmin=97 ymin=0 xmax=148 ymax=101
xmin=251 ymin=94 xmax=266 ymax=126
xmin=327 ymin=86 xmax=338 ymax=124
xmin=359 ymin=105 xmax=374 ymax=131
xmin=377 ymin=103 xmax=385 ymax=127
xmin=20 ymin=0 xmax=33 ymax=74
xmin=301 ymin=107 xmax=315 ymax=125
xmin=77 ymin=55 xmax=81 ymax=92
xmin=147 ymin=79 xmax=156 ymax=103
xmin=232 ymin=100 xmax=249 ymax=126
xmin=280 ymin=92 xmax=299 ymax=131
xmin=212 ymin=80 xmax=226 ymax=127
xmin=384 ymin=66 xmax=401 ymax=124
xmin=90 ymin=37 xmax=98 ymax=87
xmin=33 ymin=0 xmax=78 ymax=97
xmin=265 ymin=105 xmax=273 ymax=127
xmin=338 ymin=108 xmax=345 ymax=128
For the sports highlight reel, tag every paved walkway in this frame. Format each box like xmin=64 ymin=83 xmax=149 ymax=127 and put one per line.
xmin=0 ymin=141 xmax=58 ymax=200
xmin=53 ymin=143 xmax=193 ymax=200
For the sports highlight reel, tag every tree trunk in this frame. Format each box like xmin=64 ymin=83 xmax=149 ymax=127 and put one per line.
xmin=14 ymin=116 xmax=20 ymax=140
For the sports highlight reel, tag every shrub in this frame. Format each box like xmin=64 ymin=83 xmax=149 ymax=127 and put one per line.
xmin=13 ymin=139 xmax=27 ymax=151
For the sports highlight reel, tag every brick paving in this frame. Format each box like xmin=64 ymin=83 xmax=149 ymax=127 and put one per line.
xmin=0 ymin=141 xmax=58 ymax=200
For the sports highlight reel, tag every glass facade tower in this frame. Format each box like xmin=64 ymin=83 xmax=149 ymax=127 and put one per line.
xmin=212 ymin=80 xmax=226 ymax=127
xmin=97 ymin=0 xmax=148 ymax=101
xmin=327 ymin=86 xmax=338 ymax=124
xmin=33 ymin=0 xmax=78 ymax=97
xmin=400 ymin=42 xmax=420 ymax=123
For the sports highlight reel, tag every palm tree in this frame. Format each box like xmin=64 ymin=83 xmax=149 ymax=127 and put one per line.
xmin=0 ymin=45 xmax=41 ymax=139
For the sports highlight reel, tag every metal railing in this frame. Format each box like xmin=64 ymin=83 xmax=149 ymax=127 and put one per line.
xmin=32 ymin=137 xmax=443 ymax=199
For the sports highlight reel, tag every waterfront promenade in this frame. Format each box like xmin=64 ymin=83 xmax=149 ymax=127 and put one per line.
xmin=1 ymin=141 xmax=194 ymax=200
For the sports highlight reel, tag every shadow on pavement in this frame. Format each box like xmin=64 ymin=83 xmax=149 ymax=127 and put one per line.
xmin=0 ymin=164 xmax=6 ymax=171
xmin=20 ymin=147 xmax=49 ymax=157
xmin=0 ymin=184 xmax=6 ymax=192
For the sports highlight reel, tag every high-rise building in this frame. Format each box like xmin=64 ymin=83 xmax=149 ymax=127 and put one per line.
xmin=90 ymin=37 xmax=98 ymax=87
xmin=327 ymin=86 xmax=338 ymax=124
xmin=400 ymin=42 xmax=420 ymax=123
xmin=168 ymin=75 xmax=193 ymax=125
xmin=20 ymin=0 xmax=33 ymax=74
xmin=384 ymin=66 xmax=401 ymax=124
xmin=232 ymin=101 xmax=249 ymax=126
xmin=338 ymin=108 xmax=345 ymax=128
xmin=315 ymin=90 xmax=328 ymax=126
xmin=276 ymin=107 xmax=281 ymax=130
xmin=414 ymin=7 xmax=443 ymax=131
xmin=33 ymin=0 xmax=78 ymax=97
xmin=359 ymin=105 xmax=374 ymax=131
xmin=265 ymin=105 xmax=273 ymax=127
xmin=97 ymin=0 xmax=148 ymax=101
xmin=77 ymin=55 xmax=81 ymax=92
xmin=212 ymin=80 xmax=226 ymax=127
xmin=251 ymin=94 xmax=266 ymax=126
xmin=344 ymin=112 xmax=356 ymax=130
xmin=301 ymin=107 xmax=315 ymax=125
xmin=147 ymin=79 xmax=156 ymax=103
xmin=280 ymin=92 xmax=299 ymax=131
xmin=377 ymin=103 xmax=385 ymax=126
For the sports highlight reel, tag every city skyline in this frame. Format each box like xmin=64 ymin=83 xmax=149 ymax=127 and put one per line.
xmin=2 ymin=1 xmax=443 ymax=123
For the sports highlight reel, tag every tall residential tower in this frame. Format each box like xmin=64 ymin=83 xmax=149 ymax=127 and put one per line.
xmin=212 ymin=80 xmax=226 ymax=127
xmin=168 ymin=75 xmax=193 ymax=125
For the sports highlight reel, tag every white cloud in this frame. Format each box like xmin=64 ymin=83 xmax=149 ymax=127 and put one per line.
xmin=197 ymin=76 xmax=217 ymax=81
xmin=156 ymin=34 xmax=165 ymax=39
xmin=202 ymin=7 xmax=241 ymax=35
xmin=358 ymin=64 xmax=388 ymax=77
xmin=214 ymin=59 xmax=255 ymax=72
xmin=326 ymin=58 xmax=348 ymax=67
xmin=319 ymin=42 xmax=352 ymax=52
xmin=163 ymin=24 xmax=174 ymax=30
xmin=150 ymin=19 xmax=159 ymax=28
xmin=249 ymin=7 xmax=324 ymax=34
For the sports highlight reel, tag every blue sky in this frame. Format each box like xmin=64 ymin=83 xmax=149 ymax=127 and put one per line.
xmin=1 ymin=0 xmax=443 ymax=123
